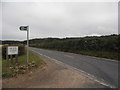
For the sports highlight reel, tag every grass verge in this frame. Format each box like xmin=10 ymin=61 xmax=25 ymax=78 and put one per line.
xmin=76 ymin=51 xmax=119 ymax=61
xmin=34 ymin=47 xmax=119 ymax=61
xmin=2 ymin=50 xmax=45 ymax=78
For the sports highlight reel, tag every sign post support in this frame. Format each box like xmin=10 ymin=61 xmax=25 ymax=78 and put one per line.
xmin=15 ymin=54 xmax=18 ymax=64
xmin=19 ymin=26 xmax=29 ymax=63
xmin=6 ymin=47 xmax=8 ymax=61
xmin=27 ymin=26 xmax=29 ymax=63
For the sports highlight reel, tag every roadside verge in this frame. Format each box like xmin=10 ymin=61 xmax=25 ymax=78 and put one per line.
xmin=3 ymin=50 xmax=106 ymax=88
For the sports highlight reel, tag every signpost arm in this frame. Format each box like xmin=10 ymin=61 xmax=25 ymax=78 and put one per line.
xmin=27 ymin=26 xmax=29 ymax=63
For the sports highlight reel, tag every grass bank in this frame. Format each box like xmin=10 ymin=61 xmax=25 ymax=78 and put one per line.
xmin=75 ymin=51 xmax=119 ymax=61
xmin=2 ymin=50 xmax=45 ymax=78
xmin=67 ymin=50 xmax=119 ymax=61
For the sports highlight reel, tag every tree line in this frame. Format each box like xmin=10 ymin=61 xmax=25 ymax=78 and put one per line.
xmin=2 ymin=34 xmax=120 ymax=60
xmin=29 ymin=34 xmax=119 ymax=60
xmin=29 ymin=34 xmax=119 ymax=52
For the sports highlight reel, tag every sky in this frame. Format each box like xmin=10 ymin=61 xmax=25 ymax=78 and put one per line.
xmin=1 ymin=1 xmax=118 ymax=41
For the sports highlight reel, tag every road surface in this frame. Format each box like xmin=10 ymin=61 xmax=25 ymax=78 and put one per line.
xmin=30 ymin=47 xmax=118 ymax=88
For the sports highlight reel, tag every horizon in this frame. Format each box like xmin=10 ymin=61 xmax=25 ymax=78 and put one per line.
xmin=1 ymin=33 xmax=119 ymax=41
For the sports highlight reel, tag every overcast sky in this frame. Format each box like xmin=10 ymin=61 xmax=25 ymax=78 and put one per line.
xmin=2 ymin=2 xmax=118 ymax=41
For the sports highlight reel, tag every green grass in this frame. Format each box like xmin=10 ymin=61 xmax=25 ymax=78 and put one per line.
xmin=74 ymin=51 xmax=119 ymax=61
xmin=0 ymin=47 xmax=2 ymax=78
xmin=0 ymin=57 xmax=2 ymax=78
xmin=2 ymin=50 xmax=45 ymax=78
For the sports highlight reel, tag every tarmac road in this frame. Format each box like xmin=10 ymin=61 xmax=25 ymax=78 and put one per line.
xmin=30 ymin=47 xmax=118 ymax=88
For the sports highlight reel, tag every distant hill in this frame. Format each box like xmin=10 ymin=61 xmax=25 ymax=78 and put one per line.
xmin=2 ymin=40 xmax=23 ymax=45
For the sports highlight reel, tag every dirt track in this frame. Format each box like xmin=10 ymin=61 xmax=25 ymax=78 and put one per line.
xmin=2 ymin=55 xmax=106 ymax=88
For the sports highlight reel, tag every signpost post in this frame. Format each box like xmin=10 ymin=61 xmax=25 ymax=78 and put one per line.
xmin=19 ymin=26 xmax=29 ymax=63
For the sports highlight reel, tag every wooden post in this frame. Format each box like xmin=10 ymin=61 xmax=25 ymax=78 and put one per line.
xmin=6 ymin=47 xmax=8 ymax=60
xmin=16 ymin=54 xmax=18 ymax=64
xmin=10 ymin=55 xmax=13 ymax=64
xmin=6 ymin=47 xmax=10 ymax=66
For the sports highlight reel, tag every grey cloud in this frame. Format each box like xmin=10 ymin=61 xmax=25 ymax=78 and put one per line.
xmin=2 ymin=2 xmax=118 ymax=40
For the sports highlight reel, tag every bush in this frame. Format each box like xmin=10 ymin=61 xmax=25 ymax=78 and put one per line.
xmin=2 ymin=45 xmax=25 ymax=59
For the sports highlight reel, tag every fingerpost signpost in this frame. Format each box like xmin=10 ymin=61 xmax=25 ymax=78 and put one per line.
xmin=19 ymin=26 xmax=29 ymax=63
